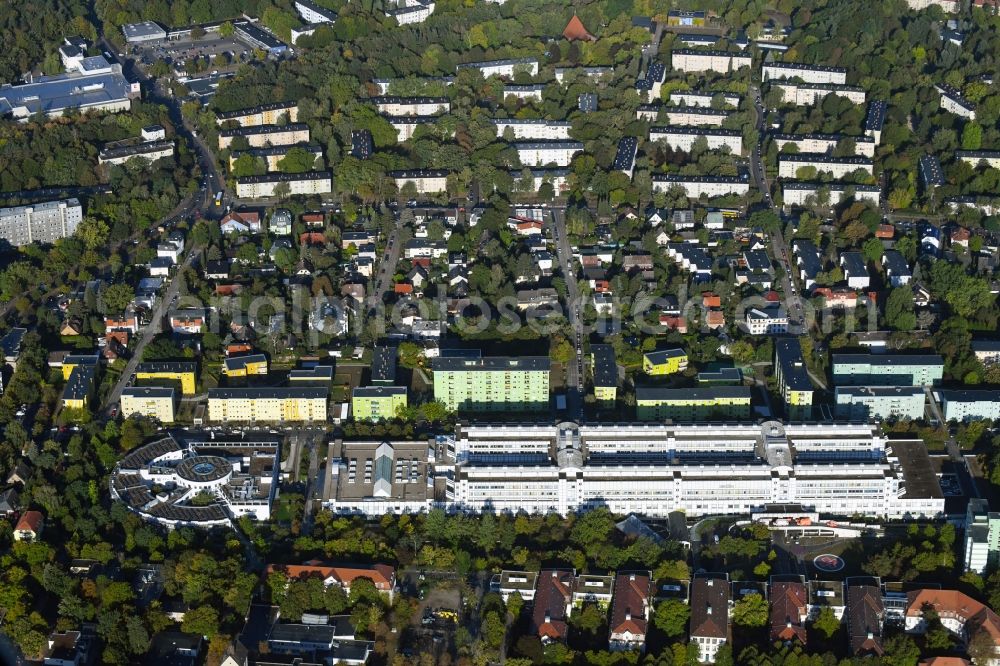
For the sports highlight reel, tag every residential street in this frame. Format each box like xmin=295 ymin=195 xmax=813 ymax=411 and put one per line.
xmin=549 ymin=208 xmax=584 ymax=419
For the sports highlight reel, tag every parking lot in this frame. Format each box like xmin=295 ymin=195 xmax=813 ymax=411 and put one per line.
xmin=133 ymin=34 xmax=251 ymax=78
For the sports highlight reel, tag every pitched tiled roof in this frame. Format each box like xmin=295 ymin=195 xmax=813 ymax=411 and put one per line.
xmin=770 ymin=581 xmax=808 ymax=644
xmin=531 ymin=570 xmax=573 ymax=641
xmin=610 ymin=572 xmax=651 ymax=637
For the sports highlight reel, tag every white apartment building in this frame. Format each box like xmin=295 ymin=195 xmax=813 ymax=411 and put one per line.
xmin=650 ymin=127 xmax=743 ymax=154
xmin=939 ymin=390 xmax=1000 ymax=422
xmin=834 ymin=386 xmax=926 ymax=421
xmin=772 ymin=82 xmax=866 ymax=106
xmin=637 ymin=105 xmax=730 ymax=126
xmin=907 ymin=0 xmax=958 ymax=11
xmin=515 ymin=141 xmax=584 ymax=167
xmin=295 ymin=0 xmax=336 ymax=23
xmin=215 ymin=102 xmax=300 ymax=127
xmin=208 ymin=388 xmax=328 ymax=422
xmin=99 ymin=141 xmax=175 ymax=166
xmin=772 ymin=133 xmax=876 ymax=158
xmin=386 ymin=115 xmax=442 ymax=141
xmin=671 ymin=49 xmax=752 ymax=73
xmin=782 ymin=182 xmax=881 ymax=208
xmin=456 ymin=58 xmax=539 ymax=78
xmin=385 ymin=0 xmax=435 ymax=24
xmin=324 ymin=422 xmax=945 ymax=520
xmin=235 ymin=172 xmax=333 ymax=198
xmin=502 ymin=85 xmax=546 ymax=101
xmin=0 ymin=198 xmax=83 ymax=246
xmin=956 ymin=151 xmax=1000 ymax=169
xmin=554 ymin=67 xmax=613 ymax=84
xmin=652 ymin=175 xmax=750 ymax=198
xmin=745 ymin=307 xmax=788 ymax=335
xmin=372 ymin=96 xmax=449 ymax=116
xmin=667 ymin=91 xmax=740 ymax=108
xmin=510 ymin=168 xmax=571 ymax=193
xmin=936 ymin=85 xmax=976 ymax=119
xmin=778 ymin=154 xmax=874 ymax=178
xmin=218 ymin=124 xmax=310 ymax=150
xmin=229 ymin=145 xmax=324 ymax=172
xmin=495 ymin=119 xmax=572 ymax=140
xmin=391 ymin=169 xmax=450 ymax=193
xmin=762 ymin=62 xmax=848 ymax=85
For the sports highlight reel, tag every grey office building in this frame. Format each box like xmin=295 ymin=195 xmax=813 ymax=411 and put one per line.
xmin=0 ymin=198 xmax=83 ymax=246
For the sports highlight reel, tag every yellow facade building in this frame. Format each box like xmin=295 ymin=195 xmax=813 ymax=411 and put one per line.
xmin=134 ymin=362 xmax=197 ymax=395
xmin=61 ymin=354 xmax=100 ymax=381
xmin=222 ymin=354 xmax=269 ymax=377
xmin=636 ymin=386 xmax=751 ymax=421
xmin=120 ymin=387 xmax=176 ymax=423
xmin=642 ymin=349 xmax=688 ymax=376
xmin=207 ymin=387 xmax=328 ymax=423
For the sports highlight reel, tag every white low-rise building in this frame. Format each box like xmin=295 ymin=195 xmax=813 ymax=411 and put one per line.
xmin=773 ymin=133 xmax=876 ymax=157
xmin=772 ymin=82 xmax=866 ymax=105
xmin=372 ymin=96 xmax=449 ymax=116
xmin=762 ymin=62 xmax=848 ymax=85
xmin=936 ymin=85 xmax=976 ymax=119
xmin=745 ymin=307 xmax=788 ymax=335
xmin=638 ymin=104 xmax=729 ymax=126
xmin=671 ymin=49 xmax=752 ymax=73
xmin=391 ymin=169 xmax=450 ymax=194
xmin=235 ymin=172 xmax=333 ymax=198
xmin=554 ymin=67 xmax=613 ymax=84
xmin=667 ymin=91 xmax=740 ymax=108
xmin=99 ymin=141 xmax=174 ymax=166
xmin=495 ymin=119 xmax=572 ymax=140
xmin=778 ymin=154 xmax=874 ymax=178
xmin=515 ymin=141 xmax=584 ymax=167
xmin=906 ymin=0 xmax=958 ymax=11
xmin=385 ymin=0 xmax=435 ymax=24
xmin=652 ymin=174 xmax=750 ymax=198
xmin=456 ymin=58 xmax=539 ymax=78
xmin=511 ymin=168 xmax=571 ymax=193
xmin=955 ymin=150 xmax=1000 ymax=169
xmin=502 ymin=84 xmax=546 ymax=101
xmin=385 ymin=115 xmax=441 ymax=141
xmin=782 ymin=182 xmax=881 ymax=208
xmin=650 ymin=127 xmax=743 ymax=154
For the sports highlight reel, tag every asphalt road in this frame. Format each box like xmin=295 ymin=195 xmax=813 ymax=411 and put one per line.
xmin=367 ymin=225 xmax=403 ymax=314
xmin=101 ymin=246 xmax=198 ymax=415
xmin=549 ymin=208 xmax=584 ymax=419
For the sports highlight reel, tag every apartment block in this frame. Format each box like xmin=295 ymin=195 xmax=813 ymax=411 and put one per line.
xmin=228 ymin=144 xmax=323 ymax=172
xmin=650 ymin=127 xmax=743 ymax=154
xmin=772 ymin=82 xmax=866 ymax=105
xmin=0 ymin=198 xmax=83 ymax=247
xmin=778 ymin=154 xmax=873 ymax=178
xmin=222 ymin=354 xmax=269 ymax=377
xmin=831 ymin=353 xmax=944 ymax=386
xmin=502 ymin=84 xmax=546 ymax=101
xmin=514 ymin=141 xmax=584 ymax=167
xmin=385 ymin=115 xmax=441 ymax=141
xmin=781 ymin=182 xmax=881 ymax=208
xmin=667 ymin=91 xmax=740 ymax=108
xmin=591 ymin=344 xmax=618 ymax=405
xmin=773 ymin=133 xmax=876 ymax=157
xmin=135 ymin=361 xmax=198 ymax=395
xmin=120 ymin=386 xmax=176 ymax=423
xmin=510 ymin=168 xmax=571 ymax=193
xmin=762 ymin=62 xmax=847 ymax=85
xmin=62 ymin=363 xmax=97 ymax=410
xmin=652 ymin=174 xmax=750 ymax=197
xmin=939 ymin=389 xmax=1000 ymax=422
xmin=235 ymin=172 xmax=333 ymax=198
xmin=642 ymin=349 xmax=688 ymax=375
xmin=215 ymin=102 xmax=299 ymax=127
xmin=352 ymin=386 xmax=408 ymax=421
xmin=671 ymin=49 xmax=752 ymax=73
xmin=834 ymin=386 xmax=925 ymax=421
xmin=635 ymin=386 xmax=752 ymax=421
xmin=936 ymin=84 xmax=976 ymax=119
xmin=391 ymin=169 xmax=450 ymax=194
xmin=385 ymin=0 xmax=435 ymax=25
xmin=207 ymin=387 xmax=328 ymax=422
xmin=456 ymin=58 xmax=539 ymax=77
xmin=372 ymin=96 xmax=449 ymax=116
xmin=965 ymin=498 xmax=1000 ymax=574
xmin=431 ymin=356 xmax=550 ymax=412
xmin=774 ymin=338 xmax=814 ymax=420
xmin=218 ymin=123 xmax=310 ymax=150
xmin=495 ymin=119 xmax=572 ymax=140
xmin=638 ymin=104 xmax=730 ymax=126
xmin=98 ymin=141 xmax=174 ymax=166
xmin=972 ymin=340 xmax=1000 ymax=365
xmin=955 ymin=150 xmax=1000 ymax=169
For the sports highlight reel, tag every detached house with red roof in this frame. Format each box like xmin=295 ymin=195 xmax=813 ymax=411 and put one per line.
xmin=690 ymin=575 xmax=729 ymax=663
xmin=769 ymin=579 xmax=808 ymax=646
xmin=905 ymin=589 xmax=1000 ymax=661
xmin=609 ymin=572 xmax=652 ymax=652
xmin=14 ymin=510 xmax=44 ymax=542
xmin=265 ymin=562 xmax=396 ymax=601
xmin=531 ymin=570 xmax=574 ymax=644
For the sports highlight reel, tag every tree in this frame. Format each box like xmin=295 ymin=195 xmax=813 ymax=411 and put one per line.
xmin=653 ymin=599 xmax=690 ymax=638
xmin=101 ymin=284 xmax=135 ymax=314
xmin=76 ymin=217 xmax=110 ymax=251
xmin=181 ymin=606 xmax=219 ymax=638
xmin=277 ymin=147 xmax=317 ymax=174
xmin=731 ymin=593 xmax=768 ymax=627
xmin=749 ymin=210 xmax=781 ymax=235
xmin=811 ymin=606 xmax=840 ymax=639
xmin=862 ymin=237 xmax=884 ymax=263
xmin=884 ymin=287 xmax=916 ymax=331
xmin=962 ymin=121 xmax=983 ymax=151
xmin=881 ymin=633 xmax=920 ymax=666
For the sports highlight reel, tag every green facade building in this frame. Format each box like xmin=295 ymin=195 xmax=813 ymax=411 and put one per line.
xmin=352 ymin=386 xmax=408 ymax=421
xmin=432 ymin=356 xmax=551 ymax=412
